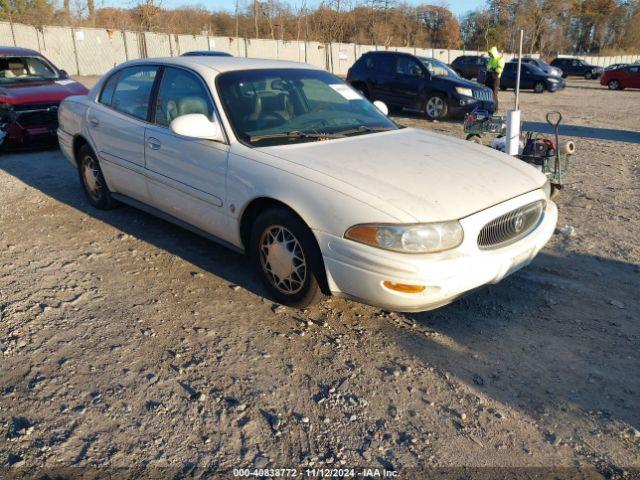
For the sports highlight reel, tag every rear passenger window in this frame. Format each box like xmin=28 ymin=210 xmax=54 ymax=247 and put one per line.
xmin=375 ymin=55 xmax=395 ymax=73
xmin=154 ymin=67 xmax=213 ymax=127
xmin=99 ymin=72 xmax=119 ymax=106
xmin=110 ymin=66 xmax=158 ymax=121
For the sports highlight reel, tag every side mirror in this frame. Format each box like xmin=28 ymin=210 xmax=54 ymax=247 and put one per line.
xmin=59 ymin=69 xmax=69 ymax=79
xmin=373 ymin=100 xmax=388 ymax=116
xmin=410 ymin=66 xmax=423 ymax=77
xmin=170 ymin=113 xmax=224 ymax=142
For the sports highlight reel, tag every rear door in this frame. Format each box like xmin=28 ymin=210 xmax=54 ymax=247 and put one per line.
xmin=500 ymin=63 xmax=517 ymax=89
xmin=143 ymin=66 xmax=230 ymax=239
xmin=87 ymin=65 xmax=159 ymax=202
xmin=366 ymin=54 xmax=396 ymax=103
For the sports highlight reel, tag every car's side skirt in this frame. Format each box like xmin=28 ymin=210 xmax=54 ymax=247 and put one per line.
xmin=111 ymin=192 xmax=245 ymax=255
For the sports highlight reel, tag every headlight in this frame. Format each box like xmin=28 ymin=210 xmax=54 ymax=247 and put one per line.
xmin=542 ymin=179 xmax=551 ymax=199
xmin=345 ymin=222 xmax=464 ymax=253
xmin=454 ymin=86 xmax=474 ymax=97
xmin=548 ymin=78 xmax=559 ymax=83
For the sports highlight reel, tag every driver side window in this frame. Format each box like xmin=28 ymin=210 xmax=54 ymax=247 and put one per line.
xmin=154 ymin=67 xmax=214 ymax=127
xmin=396 ymin=57 xmax=422 ymax=76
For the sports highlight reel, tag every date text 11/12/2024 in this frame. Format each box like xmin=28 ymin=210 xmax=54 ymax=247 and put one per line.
xmin=233 ymin=467 xmax=398 ymax=477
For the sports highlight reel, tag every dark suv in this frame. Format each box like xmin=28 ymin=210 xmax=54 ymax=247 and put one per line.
xmin=450 ymin=55 xmax=488 ymax=80
xmin=550 ymin=57 xmax=603 ymax=79
xmin=347 ymin=51 xmax=494 ymax=120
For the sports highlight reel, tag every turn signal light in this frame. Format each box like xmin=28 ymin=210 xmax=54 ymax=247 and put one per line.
xmin=383 ymin=281 xmax=426 ymax=294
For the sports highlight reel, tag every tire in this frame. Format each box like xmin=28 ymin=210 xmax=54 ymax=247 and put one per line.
xmin=466 ymin=134 xmax=482 ymax=144
xmin=584 ymin=71 xmax=593 ymax=80
xmin=424 ymin=94 xmax=448 ymax=120
xmin=608 ymin=79 xmax=620 ymax=90
xmin=250 ymin=208 xmax=324 ymax=308
xmin=77 ymin=144 xmax=118 ymax=210
xmin=533 ymin=81 xmax=546 ymax=93
xmin=454 ymin=70 xmax=463 ymax=77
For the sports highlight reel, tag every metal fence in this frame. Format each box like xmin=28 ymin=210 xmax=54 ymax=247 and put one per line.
xmin=21 ymin=20 xmax=640 ymax=78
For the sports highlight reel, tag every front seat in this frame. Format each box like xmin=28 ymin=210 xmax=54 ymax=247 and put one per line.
xmin=178 ymin=96 xmax=209 ymax=117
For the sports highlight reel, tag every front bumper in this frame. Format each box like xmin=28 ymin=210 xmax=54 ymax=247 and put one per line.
xmin=546 ymin=80 xmax=566 ymax=91
xmin=0 ymin=106 xmax=59 ymax=147
xmin=318 ymin=190 xmax=557 ymax=312
xmin=450 ymin=97 xmax=495 ymax=117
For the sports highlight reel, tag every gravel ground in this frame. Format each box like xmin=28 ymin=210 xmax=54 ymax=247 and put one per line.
xmin=0 ymin=77 xmax=638 ymax=479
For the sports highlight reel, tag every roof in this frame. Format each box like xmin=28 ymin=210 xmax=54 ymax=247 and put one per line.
xmin=124 ymin=56 xmax=321 ymax=73
xmin=0 ymin=46 xmax=42 ymax=56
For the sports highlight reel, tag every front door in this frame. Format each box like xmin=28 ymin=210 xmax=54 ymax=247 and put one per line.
xmin=391 ymin=56 xmax=424 ymax=108
xmin=143 ymin=66 xmax=230 ymax=239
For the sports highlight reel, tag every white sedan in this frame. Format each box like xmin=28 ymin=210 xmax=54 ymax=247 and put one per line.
xmin=58 ymin=57 xmax=557 ymax=312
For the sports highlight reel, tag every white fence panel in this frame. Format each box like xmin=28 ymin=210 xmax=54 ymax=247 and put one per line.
xmin=245 ymin=38 xmax=278 ymax=59
xmin=144 ymin=32 xmax=172 ymax=57
xmin=277 ymin=40 xmax=303 ymax=62
xmin=330 ymin=42 xmax=355 ymax=75
xmin=123 ymin=31 xmax=142 ymax=60
xmin=13 ymin=23 xmax=40 ymax=51
xmin=75 ymin=28 xmax=127 ymax=75
xmin=177 ymin=34 xmax=208 ymax=54
xmin=432 ymin=48 xmax=449 ymax=62
xmin=41 ymin=26 xmax=78 ymax=75
xmin=305 ymin=42 xmax=326 ymax=69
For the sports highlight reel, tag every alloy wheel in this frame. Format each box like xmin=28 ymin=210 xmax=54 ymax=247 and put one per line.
xmin=608 ymin=80 xmax=620 ymax=90
xmin=426 ymin=96 xmax=445 ymax=119
xmin=259 ymin=225 xmax=307 ymax=295
xmin=82 ymin=155 xmax=103 ymax=202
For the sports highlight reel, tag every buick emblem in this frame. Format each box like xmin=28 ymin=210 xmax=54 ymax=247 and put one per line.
xmin=513 ymin=213 xmax=525 ymax=232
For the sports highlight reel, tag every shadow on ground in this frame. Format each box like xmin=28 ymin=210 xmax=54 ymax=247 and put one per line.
xmin=2 ymin=148 xmax=639 ymax=430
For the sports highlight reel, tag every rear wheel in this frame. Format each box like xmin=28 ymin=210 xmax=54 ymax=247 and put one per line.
xmin=533 ymin=81 xmax=546 ymax=93
xmin=424 ymin=94 xmax=448 ymax=120
xmin=250 ymin=208 xmax=324 ymax=308
xmin=608 ymin=79 xmax=620 ymax=90
xmin=78 ymin=145 xmax=118 ymax=210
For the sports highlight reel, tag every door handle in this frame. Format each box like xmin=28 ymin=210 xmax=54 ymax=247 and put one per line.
xmin=88 ymin=117 xmax=99 ymax=127
xmin=147 ymin=138 xmax=161 ymax=150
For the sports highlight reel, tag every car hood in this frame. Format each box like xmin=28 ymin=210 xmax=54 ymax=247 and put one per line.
xmin=0 ymin=79 xmax=88 ymax=105
xmin=439 ymin=75 xmax=486 ymax=90
xmin=258 ymin=128 xmax=546 ymax=222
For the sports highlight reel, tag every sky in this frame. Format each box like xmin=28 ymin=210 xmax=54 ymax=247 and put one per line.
xmin=102 ymin=0 xmax=485 ymax=18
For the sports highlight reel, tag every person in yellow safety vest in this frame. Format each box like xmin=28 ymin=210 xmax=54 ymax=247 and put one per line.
xmin=487 ymin=46 xmax=505 ymax=112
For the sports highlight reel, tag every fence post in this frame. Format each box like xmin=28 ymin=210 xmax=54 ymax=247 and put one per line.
xmin=70 ymin=28 xmax=81 ymax=76
xmin=168 ymin=33 xmax=174 ymax=56
xmin=123 ymin=30 xmax=129 ymax=61
xmin=207 ymin=35 xmax=212 ymax=51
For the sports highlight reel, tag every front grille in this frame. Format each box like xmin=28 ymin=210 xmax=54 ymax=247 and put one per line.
xmin=15 ymin=110 xmax=58 ymax=128
xmin=473 ymin=89 xmax=494 ymax=102
xmin=477 ymin=200 xmax=545 ymax=250
xmin=13 ymin=103 xmax=59 ymax=128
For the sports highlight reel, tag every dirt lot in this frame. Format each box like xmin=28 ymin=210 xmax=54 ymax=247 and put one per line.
xmin=1 ymin=78 xmax=639 ymax=479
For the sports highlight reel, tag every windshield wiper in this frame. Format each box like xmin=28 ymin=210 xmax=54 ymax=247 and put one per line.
xmin=336 ymin=125 xmax=394 ymax=136
xmin=250 ymin=130 xmax=345 ymax=142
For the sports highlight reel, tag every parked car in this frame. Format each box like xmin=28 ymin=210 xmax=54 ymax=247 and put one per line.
xmin=605 ymin=63 xmax=628 ymax=71
xmin=492 ymin=61 xmax=566 ymax=93
xmin=58 ymin=56 xmax=557 ymax=311
xmin=182 ymin=50 xmax=233 ymax=57
xmin=346 ymin=51 xmax=494 ymax=120
xmin=520 ymin=57 xmax=563 ymax=77
xmin=549 ymin=57 xmax=603 ymax=79
xmin=0 ymin=46 xmax=88 ymax=148
xmin=449 ymin=55 xmax=488 ymax=80
xmin=600 ymin=64 xmax=640 ymax=90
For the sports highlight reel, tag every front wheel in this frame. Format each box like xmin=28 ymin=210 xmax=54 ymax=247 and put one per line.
xmin=533 ymin=81 xmax=546 ymax=93
xmin=608 ymin=79 xmax=620 ymax=90
xmin=78 ymin=145 xmax=118 ymax=210
xmin=584 ymin=71 xmax=593 ymax=79
xmin=424 ymin=94 xmax=448 ymax=120
xmin=250 ymin=208 xmax=325 ymax=308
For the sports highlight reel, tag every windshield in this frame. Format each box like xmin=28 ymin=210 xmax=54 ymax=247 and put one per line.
xmin=0 ymin=56 xmax=59 ymax=83
xmin=216 ymin=69 xmax=397 ymax=146
xmin=418 ymin=57 xmax=458 ymax=77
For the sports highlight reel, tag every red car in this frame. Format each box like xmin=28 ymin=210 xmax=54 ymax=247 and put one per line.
xmin=600 ymin=64 xmax=640 ymax=90
xmin=0 ymin=46 xmax=89 ymax=148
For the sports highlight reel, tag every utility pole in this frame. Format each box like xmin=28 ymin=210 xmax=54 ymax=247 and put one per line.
xmin=235 ymin=0 xmax=239 ymax=39
xmin=253 ymin=0 xmax=259 ymax=38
